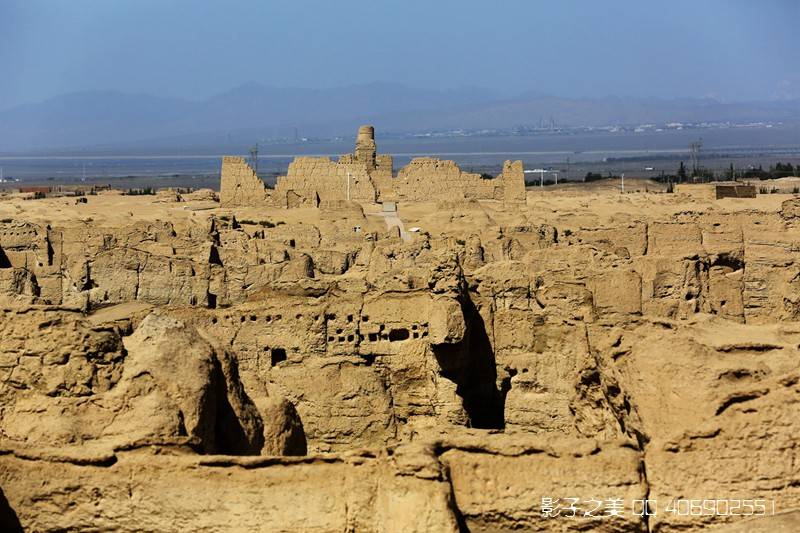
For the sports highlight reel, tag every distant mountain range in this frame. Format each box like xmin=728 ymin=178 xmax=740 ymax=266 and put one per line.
xmin=1 ymin=82 xmax=798 ymax=154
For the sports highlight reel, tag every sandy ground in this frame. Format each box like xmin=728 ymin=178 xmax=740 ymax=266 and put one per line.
xmin=0 ymin=181 xmax=793 ymax=237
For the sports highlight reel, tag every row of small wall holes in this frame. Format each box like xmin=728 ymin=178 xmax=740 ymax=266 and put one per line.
xmin=210 ymin=313 xmax=310 ymax=325
xmin=208 ymin=313 xmax=363 ymax=325
xmin=329 ymin=323 xmax=429 ymax=344
xmin=208 ymin=313 xmax=421 ymax=328
xmin=333 ymin=322 xmax=427 ymax=333
xmin=327 ymin=332 xmax=428 ymax=343
xmin=206 ymin=314 xmax=429 ymax=345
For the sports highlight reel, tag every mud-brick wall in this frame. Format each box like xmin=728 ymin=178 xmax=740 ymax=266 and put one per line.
xmin=220 ymin=156 xmax=269 ymax=208
xmin=274 ymin=157 xmax=377 ymax=203
xmin=394 ymin=158 xmax=500 ymax=201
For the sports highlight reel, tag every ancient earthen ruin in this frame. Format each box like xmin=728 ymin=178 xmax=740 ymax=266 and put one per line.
xmin=220 ymin=126 xmax=527 ymax=208
xmin=0 ymin=148 xmax=799 ymax=532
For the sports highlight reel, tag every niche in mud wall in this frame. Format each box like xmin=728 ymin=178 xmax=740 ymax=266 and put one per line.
xmin=270 ymin=347 xmax=287 ymax=366
xmin=364 ymin=322 xmax=429 ymax=343
xmin=388 ymin=328 xmax=409 ymax=341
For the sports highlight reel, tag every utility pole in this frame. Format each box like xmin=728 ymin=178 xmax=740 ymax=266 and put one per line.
xmin=249 ymin=144 xmax=259 ymax=175
xmin=689 ymin=138 xmax=703 ymax=178
xmin=621 ymin=173 xmax=625 ymax=193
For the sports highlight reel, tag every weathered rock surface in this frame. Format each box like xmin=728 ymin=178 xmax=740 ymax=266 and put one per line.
xmin=0 ymin=432 xmax=651 ymax=533
xmin=1 ymin=169 xmax=798 ymax=531
xmin=0 ymin=309 xmax=303 ymax=458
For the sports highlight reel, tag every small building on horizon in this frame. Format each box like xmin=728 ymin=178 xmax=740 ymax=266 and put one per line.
xmin=675 ymin=181 xmax=756 ymax=200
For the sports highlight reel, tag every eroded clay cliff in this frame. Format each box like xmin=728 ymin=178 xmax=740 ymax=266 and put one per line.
xmin=1 ymin=176 xmax=799 ymax=532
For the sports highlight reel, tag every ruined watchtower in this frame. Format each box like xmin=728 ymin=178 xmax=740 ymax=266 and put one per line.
xmin=354 ymin=125 xmax=377 ymax=170
xmin=340 ymin=125 xmax=395 ymax=198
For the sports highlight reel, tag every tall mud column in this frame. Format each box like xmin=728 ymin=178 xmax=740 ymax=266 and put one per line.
xmin=501 ymin=160 xmax=527 ymax=203
xmin=355 ymin=125 xmax=377 ymax=170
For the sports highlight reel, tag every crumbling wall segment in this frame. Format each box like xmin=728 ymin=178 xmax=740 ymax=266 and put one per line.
xmin=394 ymin=158 xmax=499 ymax=201
xmin=273 ymin=156 xmax=377 ymax=205
xmin=499 ymin=160 xmax=526 ymax=203
xmin=220 ymin=156 xmax=269 ymax=208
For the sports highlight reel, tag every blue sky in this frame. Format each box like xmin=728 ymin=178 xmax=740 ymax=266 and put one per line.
xmin=1 ymin=0 xmax=798 ymax=108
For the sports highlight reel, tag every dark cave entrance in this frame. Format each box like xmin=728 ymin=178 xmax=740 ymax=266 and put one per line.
xmin=270 ymin=348 xmax=287 ymax=366
xmin=432 ymin=294 xmax=507 ymax=429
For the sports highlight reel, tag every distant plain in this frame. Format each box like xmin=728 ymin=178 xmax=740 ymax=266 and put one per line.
xmin=1 ymin=124 xmax=798 ymax=189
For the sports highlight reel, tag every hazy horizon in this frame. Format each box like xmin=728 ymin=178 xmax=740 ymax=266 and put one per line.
xmin=2 ymin=1 xmax=799 ymax=154
xmin=4 ymin=80 xmax=800 ymax=115
xmin=2 ymin=0 xmax=799 ymax=109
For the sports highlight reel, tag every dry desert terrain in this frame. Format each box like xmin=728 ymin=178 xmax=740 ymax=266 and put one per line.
xmin=0 ymin=172 xmax=799 ymax=532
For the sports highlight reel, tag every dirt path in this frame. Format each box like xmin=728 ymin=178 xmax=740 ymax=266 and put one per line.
xmin=372 ymin=211 xmax=411 ymax=241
